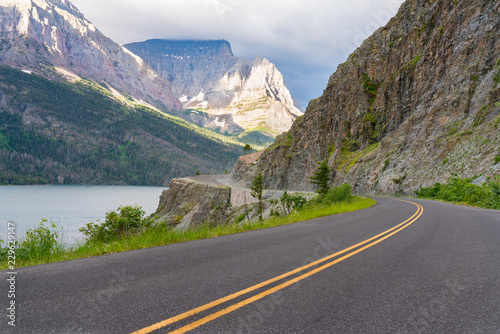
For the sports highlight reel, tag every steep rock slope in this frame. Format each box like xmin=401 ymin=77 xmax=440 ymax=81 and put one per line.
xmin=0 ymin=0 xmax=181 ymax=111
xmin=124 ymin=39 xmax=303 ymax=137
xmin=234 ymin=0 xmax=500 ymax=194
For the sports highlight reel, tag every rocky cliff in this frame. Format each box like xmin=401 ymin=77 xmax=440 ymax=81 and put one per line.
xmin=124 ymin=39 xmax=303 ymax=137
xmin=234 ymin=0 xmax=500 ymax=195
xmin=0 ymin=0 xmax=181 ymax=111
xmin=153 ymin=178 xmax=232 ymax=230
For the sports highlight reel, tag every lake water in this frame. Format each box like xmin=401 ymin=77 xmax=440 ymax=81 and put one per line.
xmin=0 ymin=185 xmax=166 ymax=245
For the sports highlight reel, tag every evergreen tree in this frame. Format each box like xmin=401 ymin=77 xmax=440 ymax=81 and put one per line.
xmin=251 ymin=172 xmax=264 ymax=220
xmin=310 ymin=159 xmax=332 ymax=197
xmin=243 ymin=144 xmax=253 ymax=153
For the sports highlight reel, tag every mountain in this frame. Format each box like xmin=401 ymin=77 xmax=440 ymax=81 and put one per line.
xmin=233 ymin=0 xmax=500 ymax=195
xmin=0 ymin=0 xmax=242 ymax=185
xmin=124 ymin=39 xmax=303 ymax=142
xmin=0 ymin=66 xmax=241 ymax=185
xmin=0 ymin=0 xmax=181 ymax=111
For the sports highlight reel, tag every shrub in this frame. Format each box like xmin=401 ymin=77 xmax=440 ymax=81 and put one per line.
xmin=323 ymin=184 xmax=353 ymax=205
xmin=416 ymin=177 xmax=500 ymax=210
xmin=0 ymin=220 xmax=61 ymax=262
xmin=80 ymin=205 xmax=153 ymax=243
xmin=280 ymin=191 xmax=307 ymax=215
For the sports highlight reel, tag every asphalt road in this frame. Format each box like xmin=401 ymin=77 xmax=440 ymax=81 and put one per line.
xmin=2 ymin=197 xmax=499 ymax=333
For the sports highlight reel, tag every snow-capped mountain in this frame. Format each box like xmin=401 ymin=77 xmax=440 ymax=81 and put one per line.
xmin=0 ymin=0 xmax=181 ymax=111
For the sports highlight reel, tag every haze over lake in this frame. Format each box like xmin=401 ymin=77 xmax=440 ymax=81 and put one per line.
xmin=0 ymin=185 xmax=165 ymax=245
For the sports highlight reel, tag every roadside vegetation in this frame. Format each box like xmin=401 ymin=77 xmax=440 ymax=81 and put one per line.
xmin=416 ymin=176 xmax=500 ymax=210
xmin=0 ymin=187 xmax=375 ymax=270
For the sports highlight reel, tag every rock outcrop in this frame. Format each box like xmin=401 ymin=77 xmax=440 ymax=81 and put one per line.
xmin=124 ymin=39 xmax=303 ymax=136
xmin=0 ymin=0 xmax=181 ymax=111
xmin=233 ymin=0 xmax=500 ymax=195
xmin=152 ymin=175 xmax=314 ymax=229
xmin=153 ymin=178 xmax=232 ymax=230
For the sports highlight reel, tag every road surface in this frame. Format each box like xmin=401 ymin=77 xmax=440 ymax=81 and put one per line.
xmin=1 ymin=197 xmax=499 ymax=333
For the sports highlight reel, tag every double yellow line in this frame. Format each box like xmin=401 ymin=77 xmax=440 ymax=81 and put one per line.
xmin=132 ymin=199 xmax=423 ymax=334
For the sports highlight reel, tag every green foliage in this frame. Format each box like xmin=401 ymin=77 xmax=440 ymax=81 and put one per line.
xmin=251 ymin=173 xmax=264 ymax=220
xmin=411 ymin=55 xmax=421 ymax=67
xmin=236 ymin=212 xmax=248 ymax=223
xmin=80 ymin=205 xmax=153 ymax=243
xmin=383 ymin=159 xmax=390 ymax=171
xmin=328 ymin=145 xmax=336 ymax=156
xmin=280 ymin=191 xmax=307 ymax=215
xmin=361 ymin=73 xmax=380 ymax=105
xmin=495 ymin=150 xmax=500 ymax=165
xmin=0 ymin=130 xmax=9 ymax=149
xmin=388 ymin=40 xmax=394 ymax=48
xmin=473 ymin=105 xmax=490 ymax=127
xmin=309 ymin=159 xmax=332 ymax=197
xmin=447 ymin=122 xmax=460 ymax=136
xmin=362 ymin=113 xmax=377 ymax=125
xmin=243 ymin=144 xmax=253 ymax=153
xmin=0 ymin=220 xmax=61 ymax=263
xmin=322 ymin=184 xmax=353 ymax=205
xmin=494 ymin=70 xmax=500 ymax=84
xmin=416 ymin=177 xmax=500 ymax=210
xmin=283 ymin=133 xmax=293 ymax=147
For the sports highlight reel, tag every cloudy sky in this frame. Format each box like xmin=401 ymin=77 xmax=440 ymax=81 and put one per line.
xmin=71 ymin=0 xmax=405 ymax=109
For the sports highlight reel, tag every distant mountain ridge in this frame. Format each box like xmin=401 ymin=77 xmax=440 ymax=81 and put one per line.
xmin=0 ymin=0 xmax=181 ymax=111
xmin=124 ymin=39 xmax=303 ymax=137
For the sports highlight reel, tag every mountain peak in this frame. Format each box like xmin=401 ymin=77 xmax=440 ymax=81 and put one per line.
xmin=125 ymin=39 xmax=303 ymax=137
xmin=0 ymin=0 xmax=181 ymax=111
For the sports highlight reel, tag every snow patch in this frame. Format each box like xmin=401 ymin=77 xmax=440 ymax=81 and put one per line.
xmin=32 ymin=0 xmax=47 ymax=10
xmin=22 ymin=70 xmax=32 ymax=74
xmin=214 ymin=118 xmax=225 ymax=127
xmin=191 ymin=91 xmax=205 ymax=102
xmin=179 ymin=96 xmax=189 ymax=103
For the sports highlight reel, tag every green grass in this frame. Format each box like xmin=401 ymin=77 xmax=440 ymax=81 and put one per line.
xmin=0 ymin=197 xmax=376 ymax=270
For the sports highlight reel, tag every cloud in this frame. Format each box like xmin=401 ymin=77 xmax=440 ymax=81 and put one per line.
xmin=71 ymin=0 xmax=405 ymax=108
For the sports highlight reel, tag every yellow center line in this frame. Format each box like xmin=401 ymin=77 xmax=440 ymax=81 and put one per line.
xmin=131 ymin=199 xmax=423 ymax=334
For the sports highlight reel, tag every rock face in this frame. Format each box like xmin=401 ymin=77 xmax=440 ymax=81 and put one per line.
xmin=153 ymin=178 xmax=232 ymax=230
xmin=234 ymin=0 xmax=500 ymax=194
xmin=124 ymin=39 xmax=303 ymax=136
xmin=0 ymin=0 xmax=181 ymax=111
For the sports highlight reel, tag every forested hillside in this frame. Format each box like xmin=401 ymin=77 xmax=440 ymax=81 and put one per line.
xmin=0 ymin=66 xmax=241 ymax=185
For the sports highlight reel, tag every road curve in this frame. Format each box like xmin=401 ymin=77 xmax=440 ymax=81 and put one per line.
xmin=1 ymin=197 xmax=499 ymax=333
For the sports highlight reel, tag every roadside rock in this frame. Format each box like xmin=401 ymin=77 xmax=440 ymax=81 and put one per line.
xmin=152 ymin=178 xmax=231 ymax=230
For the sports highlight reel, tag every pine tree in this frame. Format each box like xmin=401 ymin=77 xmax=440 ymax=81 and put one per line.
xmin=309 ymin=159 xmax=332 ymax=197
xmin=251 ymin=172 xmax=264 ymax=220
xmin=243 ymin=144 xmax=253 ymax=153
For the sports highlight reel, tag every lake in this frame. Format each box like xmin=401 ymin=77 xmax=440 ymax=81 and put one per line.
xmin=0 ymin=185 xmax=166 ymax=245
